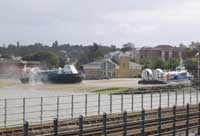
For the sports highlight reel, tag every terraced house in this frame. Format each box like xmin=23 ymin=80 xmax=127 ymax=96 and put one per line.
xmin=83 ymin=51 xmax=142 ymax=79
xmin=135 ymin=45 xmax=182 ymax=63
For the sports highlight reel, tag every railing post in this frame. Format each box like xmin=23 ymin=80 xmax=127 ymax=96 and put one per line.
xmin=183 ymin=89 xmax=185 ymax=106
xmin=141 ymin=91 xmax=145 ymax=110
xmin=71 ymin=95 xmax=74 ymax=118
xmin=190 ymin=87 xmax=192 ymax=104
xmin=175 ymin=90 xmax=177 ymax=106
xmin=172 ymin=105 xmax=176 ymax=136
xmin=103 ymin=113 xmax=107 ymax=136
xmin=79 ymin=115 xmax=83 ymax=136
xmin=24 ymin=121 xmax=29 ymax=136
xmin=159 ymin=91 xmax=161 ymax=108
xmin=4 ymin=99 xmax=7 ymax=128
xmin=40 ymin=97 xmax=43 ymax=124
xmin=199 ymin=86 xmax=200 ymax=103
xmin=85 ymin=94 xmax=87 ymax=116
xmin=198 ymin=103 xmax=200 ymax=135
xmin=23 ymin=97 xmax=26 ymax=123
xmin=123 ymin=111 xmax=127 ymax=136
xmin=197 ymin=88 xmax=199 ymax=104
xmin=141 ymin=109 xmax=145 ymax=136
xmin=157 ymin=107 xmax=161 ymax=136
xmin=199 ymin=86 xmax=200 ymax=101
xmin=53 ymin=118 xmax=58 ymax=136
xmin=131 ymin=92 xmax=134 ymax=112
xmin=186 ymin=104 xmax=189 ymax=136
xmin=167 ymin=89 xmax=170 ymax=108
xmin=151 ymin=90 xmax=153 ymax=109
xmin=110 ymin=94 xmax=112 ymax=114
xmin=98 ymin=94 xmax=100 ymax=115
xmin=57 ymin=96 xmax=59 ymax=119
xmin=121 ymin=94 xmax=123 ymax=112
xmin=141 ymin=91 xmax=144 ymax=109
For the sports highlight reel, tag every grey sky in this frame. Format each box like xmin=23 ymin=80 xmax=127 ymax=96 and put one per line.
xmin=0 ymin=0 xmax=200 ymax=47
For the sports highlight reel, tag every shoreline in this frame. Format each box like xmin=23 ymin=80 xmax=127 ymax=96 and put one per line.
xmin=0 ymin=78 xmax=192 ymax=98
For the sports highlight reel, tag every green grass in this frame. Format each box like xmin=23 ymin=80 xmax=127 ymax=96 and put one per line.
xmin=0 ymin=79 xmax=18 ymax=88
xmin=95 ymin=88 xmax=132 ymax=94
xmin=95 ymin=84 xmax=190 ymax=94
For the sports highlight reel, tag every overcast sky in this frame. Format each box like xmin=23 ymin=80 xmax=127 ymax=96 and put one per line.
xmin=0 ymin=0 xmax=200 ymax=47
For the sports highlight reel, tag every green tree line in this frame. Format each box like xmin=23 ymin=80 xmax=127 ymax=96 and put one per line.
xmin=141 ymin=58 xmax=198 ymax=71
xmin=0 ymin=42 xmax=117 ymax=68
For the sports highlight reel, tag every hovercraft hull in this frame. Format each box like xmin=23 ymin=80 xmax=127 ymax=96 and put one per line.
xmin=20 ymin=72 xmax=83 ymax=84
xmin=42 ymin=72 xmax=83 ymax=83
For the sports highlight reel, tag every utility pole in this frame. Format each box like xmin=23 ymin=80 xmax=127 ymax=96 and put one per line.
xmin=196 ymin=52 xmax=200 ymax=79
xmin=198 ymin=54 xmax=200 ymax=79
xmin=105 ymin=59 xmax=108 ymax=78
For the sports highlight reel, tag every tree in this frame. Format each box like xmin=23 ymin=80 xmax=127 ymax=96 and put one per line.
xmin=110 ymin=45 xmax=116 ymax=51
xmin=185 ymin=59 xmax=197 ymax=70
xmin=0 ymin=42 xmax=117 ymax=65
xmin=166 ymin=59 xmax=179 ymax=70
xmin=87 ymin=43 xmax=104 ymax=61
xmin=23 ymin=51 xmax=59 ymax=69
xmin=179 ymin=43 xmax=186 ymax=48
xmin=141 ymin=59 xmax=151 ymax=69
xmin=16 ymin=41 xmax=20 ymax=47
xmin=141 ymin=58 xmax=179 ymax=70
xmin=152 ymin=59 xmax=163 ymax=69
xmin=52 ymin=41 xmax=59 ymax=48
xmin=120 ymin=42 xmax=135 ymax=52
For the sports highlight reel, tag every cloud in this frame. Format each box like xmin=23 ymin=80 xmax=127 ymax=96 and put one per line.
xmin=98 ymin=0 xmax=200 ymax=46
xmin=0 ymin=0 xmax=200 ymax=47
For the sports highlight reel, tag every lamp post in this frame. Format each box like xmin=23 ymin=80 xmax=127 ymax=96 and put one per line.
xmin=106 ymin=59 xmax=108 ymax=78
xmin=196 ymin=52 xmax=200 ymax=79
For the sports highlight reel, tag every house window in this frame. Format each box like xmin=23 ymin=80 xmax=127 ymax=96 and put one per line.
xmin=104 ymin=62 xmax=115 ymax=69
xmin=113 ymin=72 xmax=115 ymax=77
xmin=97 ymin=71 xmax=102 ymax=76
xmin=108 ymin=72 xmax=111 ymax=77
xmin=103 ymin=63 xmax=106 ymax=69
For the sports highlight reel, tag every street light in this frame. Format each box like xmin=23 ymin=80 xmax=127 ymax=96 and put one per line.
xmin=195 ymin=52 xmax=200 ymax=79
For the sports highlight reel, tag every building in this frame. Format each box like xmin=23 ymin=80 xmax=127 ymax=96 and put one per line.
xmin=83 ymin=52 xmax=142 ymax=79
xmin=136 ymin=45 xmax=181 ymax=63
xmin=189 ymin=41 xmax=200 ymax=49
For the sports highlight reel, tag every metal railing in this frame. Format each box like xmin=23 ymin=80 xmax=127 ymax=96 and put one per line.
xmin=6 ymin=103 xmax=200 ymax=136
xmin=0 ymin=86 xmax=200 ymax=128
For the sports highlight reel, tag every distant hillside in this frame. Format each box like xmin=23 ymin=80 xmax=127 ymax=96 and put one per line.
xmin=0 ymin=42 xmax=117 ymax=67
